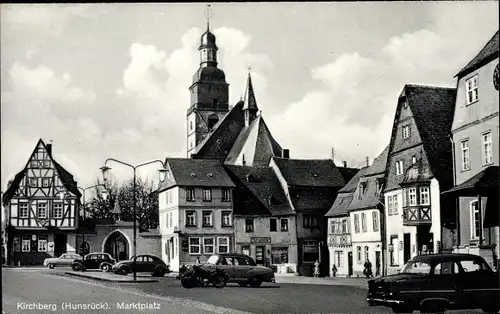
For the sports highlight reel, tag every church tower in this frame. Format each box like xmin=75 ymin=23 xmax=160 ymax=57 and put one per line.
xmin=242 ymin=72 xmax=259 ymax=127
xmin=187 ymin=13 xmax=229 ymax=157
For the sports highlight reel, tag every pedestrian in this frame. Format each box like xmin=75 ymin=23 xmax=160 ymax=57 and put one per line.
xmin=195 ymin=257 xmax=201 ymax=264
xmin=314 ymin=260 xmax=320 ymax=277
xmin=363 ymin=259 xmax=373 ymax=278
xmin=331 ymin=264 xmax=337 ymax=277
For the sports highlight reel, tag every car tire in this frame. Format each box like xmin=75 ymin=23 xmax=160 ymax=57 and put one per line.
xmin=119 ymin=268 xmax=129 ymax=276
xmin=249 ymin=277 xmax=262 ymax=288
xmin=72 ymin=264 xmax=81 ymax=271
xmin=482 ymin=305 xmax=500 ymax=314
xmin=100 ymin=264 xmax=110 ymax=272
xmin=152 ymin=269 xmax=166 ymax=277
xmin=392 ymin=305 xmax=413 ymax=313
xmin=420 ymin=301 xmax=445 ymax=314
xmin=48 ymin=264 xmax=55 ymax=269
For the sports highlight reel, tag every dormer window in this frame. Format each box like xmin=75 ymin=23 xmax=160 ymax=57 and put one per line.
xmin=359 ymin=182 xmax=367 ymax=199
xmin=403 ymin=125 xmax=411 ymax=139
xmin=402 ymin=98 xmax=408 ymax=109
xmin=396 ymin=160 xmax=404 ymax=176
xmin=466 ymin=75 xmax=478 ymax=105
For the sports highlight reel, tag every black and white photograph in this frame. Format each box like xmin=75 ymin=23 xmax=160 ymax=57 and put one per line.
xmin=1 ymin=2 xmax=499 ymax=313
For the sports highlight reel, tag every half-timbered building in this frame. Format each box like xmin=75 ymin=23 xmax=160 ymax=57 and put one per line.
xmin=2 ymin=139 xmax=81 ymax=265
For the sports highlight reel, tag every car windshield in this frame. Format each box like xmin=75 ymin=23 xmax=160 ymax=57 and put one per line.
xmin=401 ymin=261 xmax=431 ymax=274
xmin=206 ymin=255 xmax=219 ymax=265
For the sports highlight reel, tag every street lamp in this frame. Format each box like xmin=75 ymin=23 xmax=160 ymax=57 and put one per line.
xmin=60 ymin=183 xmax=107 ymax=256
xmin=100 ymin=158 xmax=167 ymax=281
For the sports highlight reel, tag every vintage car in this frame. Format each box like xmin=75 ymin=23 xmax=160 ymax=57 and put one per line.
xmin=43 ymin=253 xmax=82 ymax=269
xmin=112 ymin=254 xmax=170 ymax=277
xmin=202 ymin=253 xmax=275 ymax=287
xmin=367 ymin=253 xmax=499 ymax=313
xmin=71 ymin=252 xmax=116 ymax=272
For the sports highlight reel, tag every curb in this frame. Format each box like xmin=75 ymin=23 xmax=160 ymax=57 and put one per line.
xmin=63 ymin=272 xmax=159 ymax=283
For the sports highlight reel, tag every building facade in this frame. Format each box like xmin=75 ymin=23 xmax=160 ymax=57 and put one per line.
xmin=158 ymin=158 xmax=235 ymax=271
xmin=383 ymin=85 xmax=457 ymax=274
xmin=447 ymin=31 xmax=499 ymax=267
xmin=2 ymin=139 xmax=81 ymax=265
xmin=348 ymin=147 xmax=388 ymax=277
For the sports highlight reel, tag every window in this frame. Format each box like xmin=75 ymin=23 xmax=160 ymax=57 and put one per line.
xmin=189 ymin=237 xmax=201 ymax=254
xmin=37 ymin=203 xmax=47 ymax=218
xmin=419 ymin=187 xmax=430 ymax=205
xmin=396 ymin=160 xmax=404 ymax=176
xmin=221 ymin=211 xmax=232 ymax=227
xmin=189 ymin=120 xmax=193 ymax=131
xmin=234 ymin=256 xmax=253 ymax=266
xmin=364 ymin=246 xmax=369 ymax=261
xmin=303 ymin=240 xmax=319 ymax=262
xmin=303 ymin=215 xmax=318 ymax=228
xmin=38 ymin=236 xmax=47 ymax=252
xmin=245 ymin=218 xmax=254 ymax=232
xmin=401 ymin=261 xmax=431 ymax=274
xmin=186 ymin=211 xmax=196 ymax=227
xmin=372 ymin=211 xmax=379 ymax=232
xmin=241 ymin=246 xmax=250 ymax=256
xmin=461 ymin=140 xmax=470 ymax=170
xmin=203 ymin=237 xmax=214 ymax=254
xmin=466 ymin=75 xmax=478 ymax=105
xmin=169 ymin=212 xmax=173 ymax=228
xmin=359 ymin=182 xmax=367 ymax=199
xmin=388 ymin=196 xmax=393 ymax=215
xmin=409 ymin=188 xmax=417 ymax=206
xmin=281 ymin=219 xmax=288 ymax=231
xmin=202 ymin=189 xmax=212 ymax=202
xmin=460 ymin=259 xmax=491 ymax=273
xmin=53 ymin=203 xmax=63 ymax=218
xmin=354 ymin=214 xmax=360 ymax=233
xmin=393 ymin=195 xmax=399 ymax=215
xmin=217 ymin=237 xmax=229 ymax=253
xmin=412 ymin=155 xmax=417 ymax=164
xmin=402 ymin=125 xmax=411 ymax=139
xmin=270 ymin=218 xmax=277 ymax=232
xmin=330 ymin=220 xmax=335 ymax=233
xmin=271 ymin=247 xmax=288 ymax=264
xmin=30 ymin=177 xmax=38 ymax=187
xmin=202 ymin=211 xmax=213 ymax=227
xmin=222 ymin=188 xmax=231 ymax=202
xmin=186 ymin=188 xmax=195 ymax=201
xmin=361 ymin=213 xmax=367 ymax=232
xmin=341 ymin=219 xmax=348 ymax=233
xmin=19 ymin=203 xmax=29 ymax=218
xmin=390 ymin=236 xmax=398 ymax=266
xmin=433 ymin=261 xmax=459 ymax=275
xmin=356 ymin=246 xmax=362 ymax=264
xmin=470 ymin=200 xmax=481 ymax=240
xmin=22 ymin=237 xmax=30 ymax=252
xmin=482 ymin=132 xmax=493 ymax=165
xmin=42 ymin=178 xmax=50 ymax=187
xmin=334 ymin=251 xmax=344 ymax=268
xmin=31 ymin=160 xmax=39 ymax=168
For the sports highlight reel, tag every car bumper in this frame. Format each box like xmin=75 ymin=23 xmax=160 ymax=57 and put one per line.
xmin=366 ymin=297 xmax=404 ymax=307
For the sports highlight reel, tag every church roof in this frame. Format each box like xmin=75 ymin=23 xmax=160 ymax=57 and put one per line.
xmin=272 ymin=158 xmax=345 ymax=188
xmin=242 ymin=73 xmax=258 ymax=111
xmin=225 ymin=116 xmax=283 ymax=167
xmin=192 ymin=66 xmax=226 ymax=84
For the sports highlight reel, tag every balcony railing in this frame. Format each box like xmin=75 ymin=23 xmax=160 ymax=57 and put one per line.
xmin=403 ymin=206 xmax=432 ymax=226
xmin=327 ymin=234 xmax=351 ymax=247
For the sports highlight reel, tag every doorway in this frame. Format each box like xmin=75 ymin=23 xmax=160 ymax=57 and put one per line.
xmin=54 ymin=234 xmax=67 ymax=257
xmin=255 ymin=246 xmax=265 ymax=265
xmin=348 ymin=252 xmax=353 ymax=277
xmin=403 ymin=233 xmax=411 ymax=264
xmin=103 ymin=231 xmax=129 ymax=261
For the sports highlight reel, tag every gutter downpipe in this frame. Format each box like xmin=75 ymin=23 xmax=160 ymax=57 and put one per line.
xmin=449 ymin=134 xmax=460 ymax=249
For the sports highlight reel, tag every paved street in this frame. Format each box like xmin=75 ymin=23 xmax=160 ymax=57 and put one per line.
xmin=2 ymin=268 xmax=485 ymax=314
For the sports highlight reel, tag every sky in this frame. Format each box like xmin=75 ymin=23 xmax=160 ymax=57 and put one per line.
xmin=1 ymin=2 xmax=499 ymax=199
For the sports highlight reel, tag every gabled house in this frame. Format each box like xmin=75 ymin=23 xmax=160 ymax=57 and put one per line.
xmin=2 ymin=139 xmax=81 ymax=265
xmin=325 ymin=167 xmax=366 ymax=277
xmin=157 ymin=158 xmax=235 ymax=271
xmin=271 ymin=157 xmax=347 ymax=276
xmin=383 ymin=84 xmax=457 ymax=274
xmin=443 ymin=30 xmax=499 ymax=268
xmin=225 ymin=165 xmax=296 ymax=273
xmin=347 ymin=146 xmax=389 ymax=277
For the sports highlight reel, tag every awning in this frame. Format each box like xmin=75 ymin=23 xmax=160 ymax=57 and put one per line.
xmin=441 ymin=166 xmax=499 ymax=196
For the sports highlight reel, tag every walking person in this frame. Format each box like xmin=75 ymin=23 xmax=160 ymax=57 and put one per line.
xmin=314 ymin=260 xmax=320 ymax=277
xmin=363 ymin=259 xmax=373 ymax=278
xmin=331 ymin=264 xmax=337 ymax=277
xmin=195 ymin=257 xmax=201 ymax=264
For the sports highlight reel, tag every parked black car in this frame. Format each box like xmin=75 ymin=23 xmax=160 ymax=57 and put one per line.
xmin=367 ymin=253 xmax=499 ymax=313
xmin=71 ymin=252 xmax=116 ymax=272
xmin=112 ymin=254 xmax=170 ymax=277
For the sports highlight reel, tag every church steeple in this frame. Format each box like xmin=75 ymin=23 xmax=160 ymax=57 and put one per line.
xmin=243 ymin=70 xmax=259 ymax=127
xmin=199 ymin=5 xmax=217 ymax=68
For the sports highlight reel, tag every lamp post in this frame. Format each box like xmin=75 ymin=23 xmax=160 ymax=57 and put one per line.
xmin=100 ymin=158 xmax=167 ymax=281
xmin=60 ymin=183 xmax=107 ymax=256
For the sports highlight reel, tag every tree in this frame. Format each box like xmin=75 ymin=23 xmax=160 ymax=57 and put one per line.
xmin=85 ymin=178 xmax=159 ymax=231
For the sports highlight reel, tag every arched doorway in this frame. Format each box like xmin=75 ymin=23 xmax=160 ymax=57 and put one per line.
xmin=103 ymin=231 xmax=129 ymax=261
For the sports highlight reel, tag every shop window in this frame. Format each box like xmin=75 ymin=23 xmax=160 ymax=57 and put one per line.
xmin=303 ymin=240 xmax=319 ymax=263
xmin=271 ymin=247 xmax=289 ymax=264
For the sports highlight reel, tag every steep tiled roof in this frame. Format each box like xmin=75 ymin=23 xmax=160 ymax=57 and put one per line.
xmin=339 ymin=166 xmax=369 ymax=193
xmin=325 ymin=192 xmax=354 ymax=217
xmin=158 ymin=158 xmax=235 ymax=191
xmin=225 ymin=116 xmax=283 ymax=167
xmin=225 ymin=165 xmax=294 ymax=216
xmin=193 ymin=101 xmax=246 ymax=160
xmin=364 ymin=146 xmax=389 ymax=176
xmin=272 ymin=158 xmax=345 ymax=188
xmin=2 ymin=139 xmax=81 ymax=205
xmin=456 ymin=30 xmax=499 ymax=78
xmin=385 ymin=85 xmax=456 ymax=192
xmin=338 ymin=167 xmax=361 ymax=183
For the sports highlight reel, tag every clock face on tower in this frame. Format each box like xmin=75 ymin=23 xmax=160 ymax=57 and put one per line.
xmin=494 ymin=63 xmax=499 ymax=91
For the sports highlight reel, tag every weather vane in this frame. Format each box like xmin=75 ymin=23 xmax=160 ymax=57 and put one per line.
xmin=205 ymin=4 xmax=214 ymax=29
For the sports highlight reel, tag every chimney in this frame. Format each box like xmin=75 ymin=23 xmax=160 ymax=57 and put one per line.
xmin=242 ymin=154 xmax=246 ymax=167
xmin=366 ymin=156 xmax=370 ymax=167
xmin=331 ymin=148 xmax=335 ymax=160
xmin=7 ymin=180 xmax=13 ymax=188
xmin=282 ymin=149 xmax=290 ymax=159
xmin=342 ymin=161 xmax=347 ymax=168
xmin=46 ymin=144 xmax=52 ymax=157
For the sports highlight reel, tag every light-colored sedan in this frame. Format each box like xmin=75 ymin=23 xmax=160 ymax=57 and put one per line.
xmin=43 ymin=253 xmax=82 ymax=269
